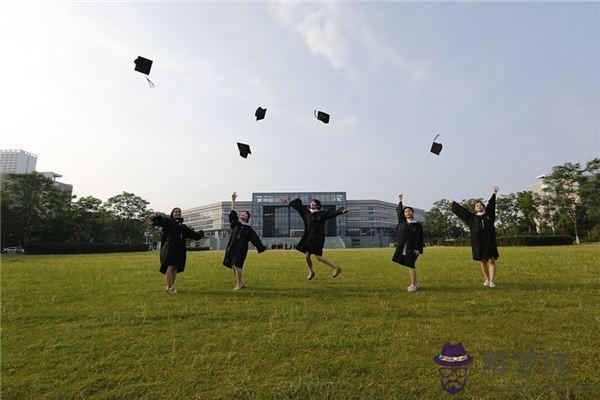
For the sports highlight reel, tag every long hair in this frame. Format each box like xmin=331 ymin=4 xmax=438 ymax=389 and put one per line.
xmin=311 ymin=199 xmax=322 ymax=209
xmin=170 ymin=207 xmax=182 ymax=218
xmin=474 ymin=201 xmax=485 ymax=210
xmin=241 ymin=210 xmax=251 ymax=221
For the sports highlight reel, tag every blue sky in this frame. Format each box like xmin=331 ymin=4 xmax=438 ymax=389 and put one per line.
xmin=1 ymin=2 xmax=598 ymax=212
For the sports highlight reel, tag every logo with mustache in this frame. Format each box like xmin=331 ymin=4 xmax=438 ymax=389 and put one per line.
xmin=433 ymin=342 xmax=473 ymax=395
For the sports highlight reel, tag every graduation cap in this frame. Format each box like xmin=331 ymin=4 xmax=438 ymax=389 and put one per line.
xmin=237 ymin=142 xmax=251 ymax=158
xmin=314 ymin=110 xmax=330 ymax=124
xmin=134 ymin=56 xmax=155 ymax=88
xmin=430 ymin=134 xmax=443 ymax=155
xmin=255 ymin=107 xmax=267 ymax=121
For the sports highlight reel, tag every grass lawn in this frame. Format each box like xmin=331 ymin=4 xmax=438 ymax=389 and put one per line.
xmin=1 ymin=245 xmax=599 ymax=399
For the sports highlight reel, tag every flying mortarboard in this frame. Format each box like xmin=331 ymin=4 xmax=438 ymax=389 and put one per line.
xmin=134 ymin=56 xmax=155 ymax=88
xmin=430 ymin=134 xmax=443 ymax=155
xmin=255 ymin=107 xmax=267 ymax=121
xmin=314 ymin=110 xmax=330 ymax=124
xmin=237 ymin=142 xmax=251 ymax=158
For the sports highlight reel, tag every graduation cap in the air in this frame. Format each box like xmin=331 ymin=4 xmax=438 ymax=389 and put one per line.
xmin=237 ymin=142 xmax=251 ymax=158
xmin=430 ymin=134 xmax=443 ymax=155
xmin=134 ymin=56 xmax=155 ymax=88
xmin=255 ymin=107 xmax=267 ymax=121
xmin=314 ymin=110 xmax=330 ymax=124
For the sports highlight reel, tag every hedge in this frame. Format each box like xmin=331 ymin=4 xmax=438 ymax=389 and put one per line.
xmin=496 ymin=236 xmax=573 ymax=246
xmin=25 ymin=243 xmax=149 ymax=254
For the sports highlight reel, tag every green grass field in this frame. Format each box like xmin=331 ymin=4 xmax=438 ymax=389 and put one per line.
xmin=2 ymin=245 xmax=599 ymax=399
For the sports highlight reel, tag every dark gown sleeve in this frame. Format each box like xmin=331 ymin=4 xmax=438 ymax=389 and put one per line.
xmin=486 ymin=193 xmax=496 ymax=221
xmin=397 ymin=201 xmax=406 ymax=223
xmin=289 ymin=198 xmax=308 ymax=218
xmin=323 ymin=208 xmax=345 ymax=221
xmin=452 ymin=202 xmax=474 ymax=225
xmin=416 ymin=224 xmax=424 ymax=253
xmin=248 ymin=228 xmax=266 ymax=253
xmin=150 ymin=215 xmax=167 ymax=227
xmin=184 ymin=225 xmax=204 ymax=241
xmin=229 ymin=210 xmax=239 ymax=229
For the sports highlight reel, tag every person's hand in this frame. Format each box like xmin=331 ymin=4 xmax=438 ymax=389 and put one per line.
xmin=342 ymin=208 xmax=349 ymax=215
xmin=232 ymin=192 xmax=237 ymax=201
xmin=492 ymin=185 xmax=500 ymax=194
xmin=448 ymin=199 xmax=454 ymax=205
xmin=414 ymin=250 xmax=420 ymax=256
xmin=399 ymin=193 xmax=403 ymax=201
xmin=146 ymin=217 xmax=153 ymax=225
xmin=279 ymin=196 xmax=289 ymax=203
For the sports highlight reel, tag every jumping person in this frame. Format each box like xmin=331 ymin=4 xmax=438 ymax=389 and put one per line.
xmin=449 ymin=186 xmax=500 ymax=288
xmin=392 ymin=193 xmax=424 ymax=292
xmin=280 ymin=196 xmax=348 ymax=280
xmin=146 ymin=207 xmax=205 ymax=293
xmin=223 ymin=192 xmax=267 ymax=291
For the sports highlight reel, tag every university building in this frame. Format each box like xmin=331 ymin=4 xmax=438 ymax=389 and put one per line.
xmin=182 ymin=192 xmax=424 ymax=250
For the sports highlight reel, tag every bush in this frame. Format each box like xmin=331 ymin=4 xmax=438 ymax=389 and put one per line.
xmin=25 ymin=243 xmax=149 ymax=254
xmin=496 ymin=236 xmax=573 ymax=246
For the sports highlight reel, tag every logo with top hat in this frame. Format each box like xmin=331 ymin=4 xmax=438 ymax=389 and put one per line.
xmin=433 ymin=342 xmax=473 ymax=395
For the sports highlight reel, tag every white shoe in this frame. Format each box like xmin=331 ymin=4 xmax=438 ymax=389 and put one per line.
xmin=407 ymin=285 xmax=418 ymax=292
xmin=488 ymin=282 xmax=496 ymax=288
xmin=483 ymin=280 xmax=490 ymax=287
xmin=167 ymin=286 xmax=177 ymax=294
xmin=234 ymin=285 xmax=242 ymax=292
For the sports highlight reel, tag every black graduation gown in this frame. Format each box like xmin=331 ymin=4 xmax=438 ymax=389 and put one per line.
xmin=452 ymin=193 xmax=500 ymax=261
xmin=289 ymin=198 xmax=345 ymax=256
xmin=392 ymin=201 xmax=424 ymax=268
xmin=151 ymin=215 xmax=204 ymax=274
xmin=223 ymin=210 xmax=266 ymax=269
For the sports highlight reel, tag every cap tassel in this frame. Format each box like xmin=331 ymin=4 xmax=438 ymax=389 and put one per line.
xmin=433 ymin=134 xmax=440 ymax=141
xmin=146 ymin=77 xmax=155 ymax=89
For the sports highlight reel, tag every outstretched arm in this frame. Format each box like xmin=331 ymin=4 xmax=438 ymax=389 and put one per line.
xmin=324 ymin=207 xmax=348 ymax=220
xmin=229 ymin=209 xmax=239 ymax=229
xmin=450 ymin=200 xmax=474 ymax=225
xmin=184 ymin=226 xmax=205 ymax=241
xmin=147 ymin=215 xmax=166 ymax=227
xmin=249 ymin=228 xmax=266 ymax=253
xmin=288 ymin=197 xmax=308 ymax=218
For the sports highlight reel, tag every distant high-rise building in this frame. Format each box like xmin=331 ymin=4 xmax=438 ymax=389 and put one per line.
xmin=0 ymin=149 xmax=37 ymax=174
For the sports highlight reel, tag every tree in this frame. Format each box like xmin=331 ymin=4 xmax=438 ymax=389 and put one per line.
xmin=514 ymin=191 xmax=539 ymax=234
xmin=496 ymin=194 xmax=518 ymax=236
xmin=104 ymin=192 xmax=150 ymax=244
xmin=542 ymin=163 xmax=585 ymax=244
xmin=580 ymin=158 xmax=600 ymax=238
xmin=72 ymin=196 xmax=110 ymax=243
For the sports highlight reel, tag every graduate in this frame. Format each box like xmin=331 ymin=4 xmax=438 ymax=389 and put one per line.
xmin=280 ymin=196 xmax=348 ymax=280
xmin=223 ymin=192 xmax=267 ymax=291
xmin=392 ymin=193 xmax=424 ymax=292
xmin=146 ymin=207 xmax=206 ymax=293
xmin=449 ymin=186 xmax=500 ymax=287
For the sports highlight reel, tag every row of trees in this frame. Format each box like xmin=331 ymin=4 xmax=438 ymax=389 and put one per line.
xmin=1 ymin=172 xmax=156 ymax=247
xmin=424 ymin=159 xmax=600 ymax=243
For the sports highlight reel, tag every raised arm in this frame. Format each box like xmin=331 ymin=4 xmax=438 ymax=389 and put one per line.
xmin=397 ymin=193 xmax=406 ymax=223
xmin=148 ymin=215 xmax=166 ymax=227
xmin=288 ymin=197 xmax=308 ymax=218
xmin=248 ymin=228 xmax=266 ymax=253
xmin=229 ymin=209 xmax=239 ymax=229
xmin=486 ymin=187 xmax=499 ymax=220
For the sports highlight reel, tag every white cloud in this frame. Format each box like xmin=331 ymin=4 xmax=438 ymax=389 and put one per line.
xmin=268 ymin=3 xmax=424 ymax=82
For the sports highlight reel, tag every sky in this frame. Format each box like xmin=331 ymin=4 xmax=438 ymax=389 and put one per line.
xmin=1 ymin=1 xmax=598 ymax=212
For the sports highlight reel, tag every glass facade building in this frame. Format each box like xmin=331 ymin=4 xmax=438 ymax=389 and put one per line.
xmin=181 ymin=192 xmax=424 ymax=250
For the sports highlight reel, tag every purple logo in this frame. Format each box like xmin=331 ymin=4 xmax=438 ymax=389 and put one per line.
xmin=433 ymin=342 xmax=473 ymax=395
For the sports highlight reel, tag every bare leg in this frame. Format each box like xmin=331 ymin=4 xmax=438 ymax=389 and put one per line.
xmin=488 ymin=257 xmax=496 ymax=283
xmin=315 ymin=255 xmax=342 ymax=278
xmin=409 ymin=268 xmax=417 ymax=287
xmin=480 ymin=259 xmax=490 ymax=282
xmin=305 ymin=252 xmax=315 ymax=280
xmin=235 ymin=266 xmax=244 ymax=288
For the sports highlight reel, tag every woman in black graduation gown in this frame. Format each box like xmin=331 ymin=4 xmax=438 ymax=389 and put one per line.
xmin=280 ymin=196 xmax=348 ymax=280
xmin=223 ymin=192 xmax=267 ymax=291
xmin=146 ymin=207 xmax=205 ymax=293
xmin=392 ymin=193 xmax=424 ymax=292
xmin=450 ymin=186 xmax=500 ymax=288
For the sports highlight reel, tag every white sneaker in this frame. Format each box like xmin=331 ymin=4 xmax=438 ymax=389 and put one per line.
xmin=167 ymin=286 xmax=177 ymax=294
xmin=483 ymin=280 xmax=490 ymax=287
xmin=234 ymin=285 xmax=242 ymax=292
xmin=488 ymin=282 xmax=496 ymax=288
xmin=407 ymin=285 xmax=418 ymax=292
